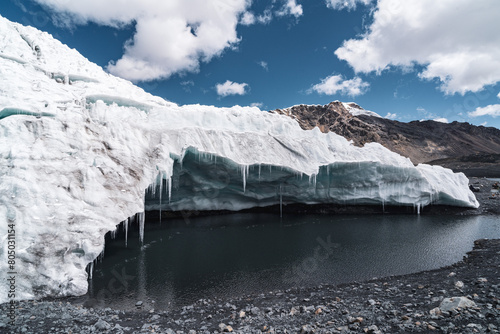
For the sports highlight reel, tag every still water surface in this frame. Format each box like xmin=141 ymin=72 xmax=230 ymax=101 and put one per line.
xmin=87 ymin=214 xmax=500 ymax=310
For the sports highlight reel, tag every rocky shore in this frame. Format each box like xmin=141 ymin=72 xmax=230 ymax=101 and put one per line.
xmin=2 ymin=178 xmax=499 ymax=334
xmin=2 ymin=238 xmax=500 ymax=333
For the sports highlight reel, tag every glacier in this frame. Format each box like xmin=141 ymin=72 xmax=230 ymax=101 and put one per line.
xmin=0 ymin=15 xmax=478 ymax=304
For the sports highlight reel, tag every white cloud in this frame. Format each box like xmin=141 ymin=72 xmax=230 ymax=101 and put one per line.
xmin=34 ymin=0 xmax=249 ymax=81
xmin=498 ymin=92 xmax=500 ymax=99
xmin=240 ymin=11 xmax=255 ymax=26
xmin=250 ymin=102 xmax=264 ymax=109
xmin=433 ymin=118 xmax=449 ymax=123
xmin=33 ymin=1 xmax=306 ymax=81
xmin=277 ymin=0 xmax=303 ymax=18
xmin=258 ymin=61 xmax=268 ymax=71
xmin=308 ymin=74 xmax=369 ymax=96
xmin=180 ymin=80 xmax=194 ymax=92
xmin=385 ymin=112 xmax=397 ymax=119
xmin=216 ymin=80 xmax=248 ymax=97
xmin=481 ymin=121 xmax=488 ymax=126
xmin=416 ymin=107 xmax=448 ymax=122
xmin=242 ymin=1 xmax=302 ymax=26
xmin=468 ymin=104 xmax=500 ymax=118
xmin=325 ymin=0 xmax=373 ymax=10
xmin=256 ymin=9 xmax=273 ymax=24
xmin=335 ymin=0 xmax=500 ymax=95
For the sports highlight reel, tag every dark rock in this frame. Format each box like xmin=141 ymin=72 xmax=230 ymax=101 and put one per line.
xmin=272 ymin=102 xmax=500 ymax=177
xmin=94 ymin=318 xmax=111 ymax=330
xmin=300 ymin=324 xmax=315 ymax=334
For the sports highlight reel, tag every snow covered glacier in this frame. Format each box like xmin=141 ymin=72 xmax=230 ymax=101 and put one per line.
xmin=0 ymin=16 xmax=478 ymax=303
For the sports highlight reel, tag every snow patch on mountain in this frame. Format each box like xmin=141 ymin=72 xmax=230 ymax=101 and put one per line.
xmin=342 ymin=102 xmax=382 ymax=118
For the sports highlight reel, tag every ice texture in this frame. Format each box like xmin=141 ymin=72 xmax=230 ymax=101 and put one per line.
xmin=0 ymin=16 xmax=478 ymax=303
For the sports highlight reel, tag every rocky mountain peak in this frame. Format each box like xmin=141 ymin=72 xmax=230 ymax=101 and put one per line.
xmin=272 ymin=101 xmax=382 ymax=146
xmin=272 ymin=102 xmax=500 ymax=176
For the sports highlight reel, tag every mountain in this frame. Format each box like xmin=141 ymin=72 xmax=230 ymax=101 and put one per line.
xmin=0 ymin=16 xmax=478 ymax=303
xmin=272 ymin=102 xmax=500 ymax=177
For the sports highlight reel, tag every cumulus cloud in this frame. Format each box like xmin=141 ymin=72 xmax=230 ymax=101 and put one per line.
xmin=334 ymin=0 xmax=500 ymax=95
xmin=433 ymin=118 xmax=449 ymax=123
xmin=34 ymin=0 xmax=250 ymax=81
xmin=216 ymin=80 xmax=248 ymax=97
xmin=241 ymin=0 xmax=302 ymax=26
xmin=255 ymin=9 xmax=273 ymax=24
xmin=385 ymin=112 xmax=397 ymax=119
xmin=468 ymin=104 xmax=500 ymax=118
xmin=33 ymin=0 xmax=306 ymax=81
xmin=240 ymin=11 xmax=256 ymax=26
xmin=250 ymin=102 xmax=264 ymax=109
xmin=277 ymin=0 xmax=303 ymax=18
xmin=308 ymin=74 xmax=369 ymax=96
xmin=325 ymin=0 xmax=373 ymax=10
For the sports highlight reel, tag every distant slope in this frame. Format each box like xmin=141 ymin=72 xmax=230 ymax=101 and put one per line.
xmin=272 ymin=101 xmax=500 ymax=176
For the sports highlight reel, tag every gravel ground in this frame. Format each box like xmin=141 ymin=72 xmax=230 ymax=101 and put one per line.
xmin=1 ymin=177 xmax=499 ymax=333
xmin=466 ymin=178 xmax=500 ymax=215
xmin=1 ymin=239 xmax=499 ymax=333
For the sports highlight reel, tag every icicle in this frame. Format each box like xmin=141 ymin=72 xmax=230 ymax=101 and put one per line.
xmin=125 ymin=218 xmax=129 ymax=247
xmin=258 ymin=164 xmax=261 ymax=180
xmin=279 ymin=184 xmax=283 ymax=218
xmin=417 ymin=203 xmax=421 ymax=215
xmin=309 ymin=174 xmax=317 ymax=189
xmin=242 ymin=165 xmax=247 ymax=192
xmin=167 ymin=176 xmax=172 ymax=203
xmin=88 ymin=261 xmax=94 ymax=280
xmin=158 ymin=172 xmax=163 ymax=223
xmin=138 ymin=212 xmax=145 ymax=244
xmin=110 ymin=228 xmax=116 ymax=240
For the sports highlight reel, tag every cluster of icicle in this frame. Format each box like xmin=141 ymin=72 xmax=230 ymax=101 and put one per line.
xmin=87 ymin=212 xmax=145 ymax=280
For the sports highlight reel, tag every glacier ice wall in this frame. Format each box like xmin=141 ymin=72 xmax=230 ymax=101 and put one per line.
xmin=0 ymin=16 xmax=478 ymax=303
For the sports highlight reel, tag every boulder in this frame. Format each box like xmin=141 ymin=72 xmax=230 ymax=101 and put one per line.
xmin=439 ymin=297 xmax=476 ymax=312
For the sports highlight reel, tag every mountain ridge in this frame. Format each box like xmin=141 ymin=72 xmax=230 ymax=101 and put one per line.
xmin=272 ymin=101 xmax=500 ymax=176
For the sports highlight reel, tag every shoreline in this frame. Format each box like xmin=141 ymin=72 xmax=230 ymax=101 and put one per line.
xmin=2 ymin=238 xmax=499 ymax=333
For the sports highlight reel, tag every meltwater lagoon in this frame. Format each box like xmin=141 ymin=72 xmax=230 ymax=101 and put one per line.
xmin=85 ymin=213 xmax=500 ymax=310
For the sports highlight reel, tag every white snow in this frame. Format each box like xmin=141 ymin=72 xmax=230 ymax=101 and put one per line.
xmin=342 ymin=102 xmax=382 ymax=118
xmin=0 ymin=16 xmax=478 ymax=303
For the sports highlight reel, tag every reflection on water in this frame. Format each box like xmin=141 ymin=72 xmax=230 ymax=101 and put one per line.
xmin=86 ymin=214 xmax=500 ymax=310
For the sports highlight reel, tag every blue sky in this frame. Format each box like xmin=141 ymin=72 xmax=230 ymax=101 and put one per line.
xmin=1 ymin=0 xmax=500 ymax=128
